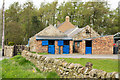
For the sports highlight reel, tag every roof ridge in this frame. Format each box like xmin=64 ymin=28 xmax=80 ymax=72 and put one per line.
xmin=68 ymin=27 xmax=78 ymax=36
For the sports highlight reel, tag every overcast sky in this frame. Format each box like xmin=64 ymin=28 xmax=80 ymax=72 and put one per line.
xmin=0 ymin=0 xmax=120 ymax=10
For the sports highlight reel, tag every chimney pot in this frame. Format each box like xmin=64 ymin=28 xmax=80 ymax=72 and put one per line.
xmin=66 ymin=16 xmax=70 ymax=22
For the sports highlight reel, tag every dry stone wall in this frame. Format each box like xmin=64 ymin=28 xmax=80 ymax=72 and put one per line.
xmin=22 ymin=50 xmax=119 ymax=79
xmin=4 ymin=46 xmax=14 ymax=57
xmin=4 ymin=45 xmax=29 ymax=57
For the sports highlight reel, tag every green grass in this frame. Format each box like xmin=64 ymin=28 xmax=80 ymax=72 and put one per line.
xmin=0 ymin=55 xmax=59 ymax=78
xmin=59 ymin=58 xmax=119 ymax=73
xmin=31 ymin=52 xmax=48 ymax=55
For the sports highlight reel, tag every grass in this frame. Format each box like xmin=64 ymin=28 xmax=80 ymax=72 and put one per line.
xmin=59 ymin=58 xmax=119 ymax=73
xmin=0 ymin=55 xmax=59 ymax=78
xmin=31 ymin=52 xmax=48 ymax=55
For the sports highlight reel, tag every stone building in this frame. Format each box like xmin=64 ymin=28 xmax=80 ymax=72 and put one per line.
xmin=29 ymin=16 xmax=119 ymax=55
xmin=57 ymin=16 xmax=116 ymax=55
xmin=29 ymin=25 xmax=73 ymax=54
xmin=74 ymin=35 xmax=114 ymax=54
xmin=57 ymin=16 xmax=100 ymax=40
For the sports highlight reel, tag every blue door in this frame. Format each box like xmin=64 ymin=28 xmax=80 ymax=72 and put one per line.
xmin=48 ymin=45 xmax=55 ymax=54
xmin=63 ymin=45 xmax=69 ymax=54
xmin=86 ymin=47 xmax=92 ymax=54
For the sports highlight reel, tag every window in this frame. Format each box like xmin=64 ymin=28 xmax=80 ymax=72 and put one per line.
xmin=58 ymin=40 xmax=64 ymax=46
xmin=86 ymin=29 xmax=90 ymax=35
xmin=77 ymin=42 xmax=80 ymax=47
xmin=49 ymin=40 xmax=54 ymax=45
xmin=42 ymin=40 xmax=48 ymax=46
xmin=64 ymin=40 xmax=69 ymax=45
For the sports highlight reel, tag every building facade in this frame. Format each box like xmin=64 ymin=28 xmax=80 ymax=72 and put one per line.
xmin=29 ymin=25 xmax=73 ymax=54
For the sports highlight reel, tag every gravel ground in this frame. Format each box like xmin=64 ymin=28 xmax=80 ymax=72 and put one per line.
xmin=0 ymin=50 xmax=119 ymax=60
xmin=43 ymin=53 xmax=120 ymax=59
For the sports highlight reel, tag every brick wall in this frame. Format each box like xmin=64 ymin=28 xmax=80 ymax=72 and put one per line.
xmin=74 ymin=42 xmax=78 ymax=53
xmin=55 ymin=41 xmax=59 ymax=54
xmin=74 ymin=35 xmax=114 ymax=55
xmin=92 ymin=35 xmax=114 ymax=55
xmin=69 ymin=41 xmax=73 ymax=54
xmin=35 ymin=40 xmax=48 ymax=53
xmin=74 ymin=41 xmax=85 ymax=54
xmin=34 ymin=40 xmax=73 ymax=54
xmin=60 ymin=46 xmax=63 ymax=54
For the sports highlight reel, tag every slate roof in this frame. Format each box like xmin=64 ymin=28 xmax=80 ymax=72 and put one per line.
xmin=64 ymin=27 xmax=84 ymax=37
xmin=57 ymin=21 xmax=76 ymax=32
xmin=36 ymin=25 xmax=67 ymax=37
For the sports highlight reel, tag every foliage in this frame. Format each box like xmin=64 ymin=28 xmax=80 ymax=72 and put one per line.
xmin=31 ymin=51 xmax=48 ymax=55
xmin=59 ymin=58 xmax=118 ymax=72
xmin=3 ymin=1 xmax=119 ymax=45
xmin=8 ymin=42 xmax=15 ymax=46
xmin=17 ymin=53 xmax=21 ymax=55
xmin=1 ymin=55 xmax=59 ymax=78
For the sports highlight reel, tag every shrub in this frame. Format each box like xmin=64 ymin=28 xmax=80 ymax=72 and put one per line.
xmin=8 ymin=42 xmax=14 ymax=46
xmin=17 ymin=53 xmax=21 ymax=55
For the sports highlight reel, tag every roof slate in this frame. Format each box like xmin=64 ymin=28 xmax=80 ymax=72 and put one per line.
xmin=36 ymin=25 xmax=67 ymax=37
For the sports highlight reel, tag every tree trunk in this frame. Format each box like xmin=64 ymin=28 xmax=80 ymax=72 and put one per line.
xmin=2 ymin=0 xmax=5 ymax=56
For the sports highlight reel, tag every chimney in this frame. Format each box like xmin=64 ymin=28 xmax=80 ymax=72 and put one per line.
xmin=66 ymin=16 xmax=70 ymax=22
xmin=57 ymin=21 xmax=61 ymax=26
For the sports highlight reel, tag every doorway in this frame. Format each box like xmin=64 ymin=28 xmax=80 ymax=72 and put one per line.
xmin=85 ymin=40 xmax=92 ymax=54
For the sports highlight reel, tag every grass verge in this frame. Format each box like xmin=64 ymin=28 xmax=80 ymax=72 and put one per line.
xmin=31 ymin=52 xmax=48 ymax=55
xmin=0 ymin=55 xmax=59 ymax=78
xmin=59 ymin=58 xmax=118 ymax=72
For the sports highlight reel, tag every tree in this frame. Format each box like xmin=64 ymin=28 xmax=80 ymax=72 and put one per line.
xmin=0 ymin=9 xmax=2 ymax=45
xmin=38 ymin=1 xmax=58 ymax=26
xmin=5 ymin=21 xmax=23 ymax=44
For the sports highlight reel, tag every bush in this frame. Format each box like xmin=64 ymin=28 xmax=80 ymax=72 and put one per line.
xmin=8 ymin=42 xmax=14 ymax=46
xmin=17 ymin=53 xmax=21 ymax=55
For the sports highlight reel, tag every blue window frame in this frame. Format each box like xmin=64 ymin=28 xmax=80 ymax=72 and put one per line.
xmin=42 ymin=40 xmax=48 ymax=46
xmin=58 ymin=40 xmax=64 ymax=46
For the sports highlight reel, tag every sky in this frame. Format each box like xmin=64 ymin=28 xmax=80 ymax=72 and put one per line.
xmin=0 ymin=0 xmax=120 ymax=10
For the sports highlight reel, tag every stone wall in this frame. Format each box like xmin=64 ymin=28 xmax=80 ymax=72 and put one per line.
xmin=74 ymin=35 xmax=114 ymax=55
xmin=92 ymin=35 xmax=114 ymax=55
xmin=14 ymin=45 xmax=30 ymax=54
xmin=69 ymin=41 xmax=73 ymax=54
xmin=36 ymin=40 xmax=48 ymax=53
xmin=74 ymin=41 xmax=85 ymax=55
xmin=55 ymin=41 xmax=59 ymax=54
xmin=31 ymin=39 xmax=73 ymax=54
xmin=4 ymin=46 xmax=14 ymax=57
xmin=73 ymin=25 xmax=100 ymax=40
xmin=22 ymin=50 xmax=119 ymax=78
xmin=4 ymin=45 xmax=29 ymax=57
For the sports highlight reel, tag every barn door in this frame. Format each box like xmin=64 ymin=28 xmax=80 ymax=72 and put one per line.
xmin=58 ymin=40 xmax=64 ymax=54
xmin=48 ymin=40 xmax=55 ymax=54
xmin=48 ymin=45 xmax=55 ymax=54
xmin=63 ymin=45 xmax=69 ymax=54
xmin=86 ymin=40 xmax=92 ymax=54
